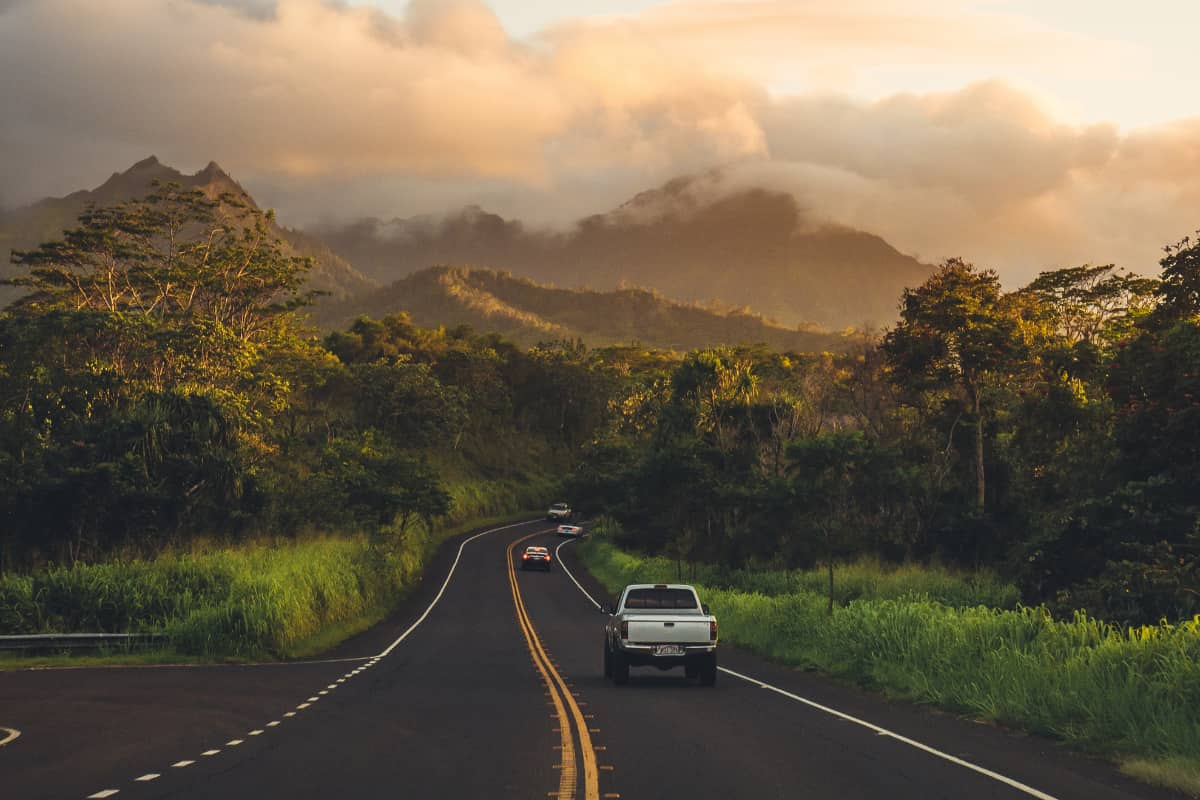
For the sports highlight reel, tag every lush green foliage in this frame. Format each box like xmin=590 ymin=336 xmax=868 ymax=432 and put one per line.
xmin=580 ymin=539 xmax=1200 ymax=773
xmin=581 ymin=537 xmax=1019 ymax=610
xmin=567 ymin=248 xmax=1200 ymax=625
xmin=1 ymin=531 xmax=434 ymax=656
xmin=0 ymin=187 xmax=597 ymax=574
xmin=314 ymin=265 xmax=851 ymax=353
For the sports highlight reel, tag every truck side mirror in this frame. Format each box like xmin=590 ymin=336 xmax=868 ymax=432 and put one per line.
xmin=600 ymin=603 xmax=614 ymax=615
xmin=702 ymin=604 xmax=711 ymax=615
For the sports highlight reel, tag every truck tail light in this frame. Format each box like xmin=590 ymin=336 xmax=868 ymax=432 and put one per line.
xmin=620 ymin=620 xmax=629 ymax=639
xmin=710 ymin=620 xmax=718 ymax=641
xmin=522 ymin=554 xmax=529 ymax=559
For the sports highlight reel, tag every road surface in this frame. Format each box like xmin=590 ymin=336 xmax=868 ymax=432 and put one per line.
xmin=0 ymin=519 xmax=1181 ymax=799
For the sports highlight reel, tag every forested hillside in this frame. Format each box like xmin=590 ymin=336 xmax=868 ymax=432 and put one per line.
xmin=3 ymin=185 xmax=1198 ymax=630
xmin=0 ymin=157 xmax=375 ymax=307
xmin=313 ymin=173 xmax=932 ymax=330
xmin=0 ymin=185 xmax=587 ymax=570
xmin=312 ymin=265 xmax=852 ymax=352
xmin=564 ymin=254 xmax=1198 ymax=626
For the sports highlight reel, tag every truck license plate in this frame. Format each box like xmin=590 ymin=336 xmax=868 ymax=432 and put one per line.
xmin=653 ymin=644 xmax=684 ymax=656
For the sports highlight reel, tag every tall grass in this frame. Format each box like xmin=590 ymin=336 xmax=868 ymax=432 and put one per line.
xmin=0 ymin=537 xmax=406 ymax=657
xmin=584 ymin=533 xmax=1019 ymax=609
xmin=579 ymin=538 xmax=1200 ymax=789
xmin=0 ymin=466 xmax=555 ymax=658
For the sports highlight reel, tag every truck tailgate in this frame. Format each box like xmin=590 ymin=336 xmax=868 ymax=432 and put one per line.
xmin=626 ymin=616 xmax=710 ymax=644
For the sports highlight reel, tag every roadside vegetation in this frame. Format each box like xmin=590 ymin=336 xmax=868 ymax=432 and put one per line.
xmin=0 ymin=185 xmax=587 ymax=656
xmin=579 ymin=537 xmax=1200 ymax=795
xmin=4 ymin=183 xmax=1200 ymax=789
xmin=0 ymin=510 xmax=533 ymax=660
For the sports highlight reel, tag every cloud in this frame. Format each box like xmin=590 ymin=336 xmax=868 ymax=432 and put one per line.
xmin=724 ymin=83 xmax=1197 ymax=283
xmin=0 ymin=0 xmax=1196 ymax=285
xmin=0 ymin=0 xmax=763 ymax=203
xmin=191 ymin=0 xmax=278 ymax=20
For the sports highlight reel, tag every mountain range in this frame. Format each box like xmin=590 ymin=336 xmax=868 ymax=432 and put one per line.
xmin=0 ymin=156 xmax=376 ymax=307
xmin=314 ymin=172 xmax=932 ymax=330
xmin=312 ymin=265 xmax=851 ymax=352
xmin=2 ymin=157 xmax=933 ymax=347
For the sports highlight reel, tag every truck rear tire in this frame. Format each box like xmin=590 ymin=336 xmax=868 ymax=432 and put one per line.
xmin=699 ymin=653 xmax=717 ymax=686
xmin=611 ymin=651 xmax=630 ymax=685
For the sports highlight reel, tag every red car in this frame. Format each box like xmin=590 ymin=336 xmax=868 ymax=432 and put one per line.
xmin=520 ymin=545 xmax=552 ymax=571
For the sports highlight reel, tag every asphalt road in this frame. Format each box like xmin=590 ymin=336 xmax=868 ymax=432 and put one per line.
xmin=0 ymin=519 xmax=1183 ymax=799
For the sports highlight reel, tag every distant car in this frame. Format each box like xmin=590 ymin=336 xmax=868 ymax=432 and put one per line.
xmin=547 ymin=502 xmax=572 ymax=521
xmin=520 ymin=545 xmax=552 ymax=571
xmin=556 ymin=524 xmax=584 ymax=538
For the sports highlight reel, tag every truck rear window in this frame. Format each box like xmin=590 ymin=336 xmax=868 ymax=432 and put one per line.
xmin=623 ymin=589 xmax=698 ymax=610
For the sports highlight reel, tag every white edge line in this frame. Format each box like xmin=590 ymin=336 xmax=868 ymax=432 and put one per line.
xmin=0 ymin=727 xmax=20 ymax=747
xmin=553 ymin=538 xmax=1058 ymax=800
xmin=376 ymin=519 xmax=539 ymax=658
xmin=718 ymin=666 xmax=1058 ymax=800
xmin=554 ymin=538 xmax=602 ymax=610
xmin=12 ymin=655 xmax=374 ymax=673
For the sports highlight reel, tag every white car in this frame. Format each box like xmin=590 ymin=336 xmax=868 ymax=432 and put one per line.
xmin=520 ymin=545 xmax=552 ymax=571
xmin=547 ymin=502 xmax=572 ymax=521
xmin=556 ymin=524 xmax=584 ymax=538
xmin=602 ymin=584 xmax=718 ymax=686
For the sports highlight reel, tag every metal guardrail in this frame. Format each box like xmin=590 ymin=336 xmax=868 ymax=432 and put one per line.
xmin=0 ymin=633 xmax=167 ymax=652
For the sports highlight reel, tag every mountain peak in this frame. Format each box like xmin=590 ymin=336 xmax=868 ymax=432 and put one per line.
xmin=129 ymin=155 xmax=161 ymax=171
xmin=196 ymin=160 xmax=227 ymax=180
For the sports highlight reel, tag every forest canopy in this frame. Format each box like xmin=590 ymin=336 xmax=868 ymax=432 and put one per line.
xmin=3 ymin=186 xmax=1199 ymax=626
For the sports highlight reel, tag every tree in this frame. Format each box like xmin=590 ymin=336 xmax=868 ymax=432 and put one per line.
xmin=1024 ymin=264 xmax=1158 ymax=348
xmin=1155 ymin=233 xmax=1200 ymax=323
xmin=0 ymin=183 xmax=314 ymax=562
xmin=787 ymin=431 xmax=907 ymax=613
xmin=883 ymin=259 xmax=1022 ymax=512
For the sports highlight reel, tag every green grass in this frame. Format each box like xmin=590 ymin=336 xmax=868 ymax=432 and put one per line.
xmin=1123 ymin=757 xmax=1200 ymax=797
xmin=0 ymin=507 xmax=542 ymax=666
xmin=579 ymin=537 xmax=1200 ymax=797
xmin=583 ymin=526 xmax=1019 ymax=608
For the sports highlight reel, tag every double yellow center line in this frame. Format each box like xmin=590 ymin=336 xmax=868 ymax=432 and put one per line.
xmin=507 ymin=531 xmax=600 ymax=800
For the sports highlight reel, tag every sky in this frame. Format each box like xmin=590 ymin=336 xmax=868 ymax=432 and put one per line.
xmin=1 ymin=0 xmax=1198 ymax=284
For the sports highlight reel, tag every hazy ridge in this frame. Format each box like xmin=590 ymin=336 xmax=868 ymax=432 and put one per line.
xmin=312 ymin=265 xmax=853 ymax=352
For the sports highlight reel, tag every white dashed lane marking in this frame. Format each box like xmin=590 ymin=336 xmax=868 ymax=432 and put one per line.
xmin=79 ymin=520 xmax=539 ymax=800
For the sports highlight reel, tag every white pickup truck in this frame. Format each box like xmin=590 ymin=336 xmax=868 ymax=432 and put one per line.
xmin=602 ymin=584 xmax=718 ymax=686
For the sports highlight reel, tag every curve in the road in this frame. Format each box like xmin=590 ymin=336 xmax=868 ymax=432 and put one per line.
xmin=377 ymin=519 xmax=540 ymax=658
xmin=0 ymin=727 xmax=19 ymax=747
xmin=510 ymin=530 xmax=600 ymax=800
xmin=67 ymin=519 xmax=542 ymax=800
xmin=553 ymin=537 xmax=1058 ymax=800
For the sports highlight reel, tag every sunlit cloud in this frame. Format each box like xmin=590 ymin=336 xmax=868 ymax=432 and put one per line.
xmin=0 ymin=0 xmax=1197 ymax=283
